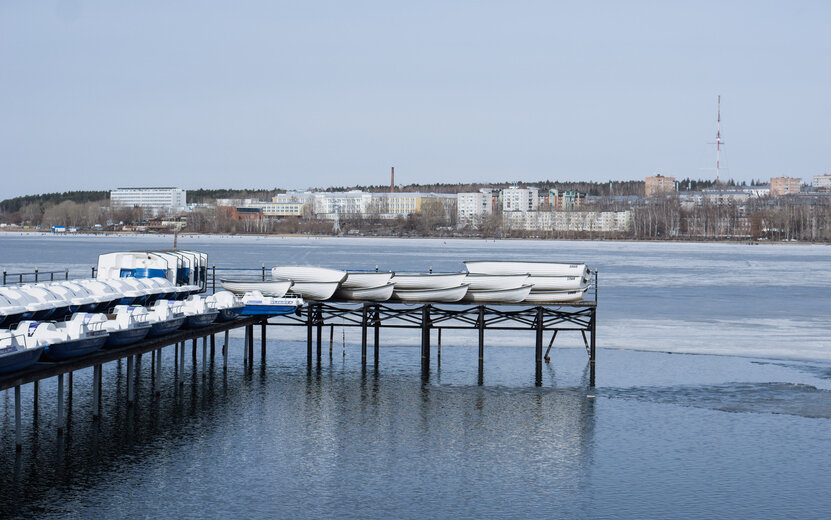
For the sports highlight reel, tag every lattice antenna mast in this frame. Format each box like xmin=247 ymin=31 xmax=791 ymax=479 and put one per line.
xmin=715 ymin=95 xmax=723 ymax=184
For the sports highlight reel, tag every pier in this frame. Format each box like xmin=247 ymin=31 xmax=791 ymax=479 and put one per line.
xmin=1 ymin=265 xmax=598 ymax=452
xmin=283 ymin=299 xmax=596 ymax=386
xmin=0 ymin=316 xmax=268 ymax=451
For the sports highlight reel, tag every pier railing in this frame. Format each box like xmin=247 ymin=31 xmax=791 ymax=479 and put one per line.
xmin=2 ymin=268 xmax=73 ymax=285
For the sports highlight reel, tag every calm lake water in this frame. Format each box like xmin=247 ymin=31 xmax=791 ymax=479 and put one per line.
xmin=1 ymin=234 xmax=830 ymax=519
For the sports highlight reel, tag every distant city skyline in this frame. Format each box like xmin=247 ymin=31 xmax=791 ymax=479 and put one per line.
xmin=1 ymin=0 xmax=829 ymax=199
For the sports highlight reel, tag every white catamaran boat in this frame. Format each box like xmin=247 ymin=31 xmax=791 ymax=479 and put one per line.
xmin=391 ymin=273 xmax=467 ymax=290
xmin=271 ymin=266 xmax=347 ymax=284
xmin=101 ymin=306 xmax=153 ymax=347
xmin=0 ymin=330 xmax=46 ymax=374
xmin=464 ymin=261 xmax=589 ymax=278
xmin=220 ymin=279 xmax=293 ymax=297
xmin=341 ymin=272 xmax=394 ymax=289
xmin=463 ymin=285 xmax=534 ymax=303
xmin=393 ymin=285 xmax=470 ymax=302
xmin=146 ymin=300 xmax=186 ymax=336
xmin=463 ymin=274 xmax=529 ymax=291
xmin=335 ymin=283 xmax=395 ymax=302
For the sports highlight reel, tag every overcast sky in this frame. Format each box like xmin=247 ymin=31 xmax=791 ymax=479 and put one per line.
xmin=1 ymin=0 xmax=829 ymax=198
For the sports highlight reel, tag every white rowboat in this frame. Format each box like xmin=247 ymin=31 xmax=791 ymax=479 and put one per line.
xmin=393 ymin=285 xmax=469 ymax=302
xmin=220 ymin=279 xmax=293 ymax=297
xmin=522 ymin=288 xmax=588 ymax=303
xmin=391 ymin=273 xmax=467 ymax=290
xmin=335 ymin=283 xmax=395 ymax=301
xmin=271 ymin=266 xmax=347 ymax=284
xmin=463 ymin=285 xmax=533 ymax=303
xmin=341 ymin=272 xmax=394 ymax=289
xmin=289 ymin=281 xmax=341 ymax=301
xmin=527 ymin=276 xmax=589 ymax=291
xmin=463 ymin=274 xmax=529 ymax=291
xmin=464 ymin=261 xmax=588 ymax=278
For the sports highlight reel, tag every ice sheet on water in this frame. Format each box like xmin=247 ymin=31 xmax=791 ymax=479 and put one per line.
xmin=605 ymin=382 xmax=831 ymax=418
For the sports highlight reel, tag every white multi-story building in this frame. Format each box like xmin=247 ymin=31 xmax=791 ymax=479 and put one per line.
xmin=457 ymin=190 xmax=493 ymax=224
xmin=110 ymin=187 xmax=187 ymax=215
xmin=501 ymin=187 xmax=539 ymax=212
xmin=313 ymin=191 xmax=372 ymax=219
xmin=813 ymin=174 xmax=831 ymax=189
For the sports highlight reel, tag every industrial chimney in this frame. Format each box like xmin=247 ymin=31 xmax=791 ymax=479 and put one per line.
xmin=390 ymin=167 xmax=395 ymax=193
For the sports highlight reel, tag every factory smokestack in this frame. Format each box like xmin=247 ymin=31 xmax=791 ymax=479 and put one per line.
xmin=390 ymin=167 xmax=395 ymax=193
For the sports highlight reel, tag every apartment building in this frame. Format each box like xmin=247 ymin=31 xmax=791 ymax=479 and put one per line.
xmin=501 ymin=187 xmax=539 ymax=212
xmin=770 ymin=177 xmax=801 ymax=197
xmin=813 ymin=174 xmax=831 ymax=189
xmin=457 ymin=190 xmax=494 ymax=223
xmin=645 ymin=175 xmax=677 ymax=197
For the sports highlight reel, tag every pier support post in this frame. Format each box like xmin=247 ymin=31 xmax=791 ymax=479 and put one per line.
xmin=437 ymin=328 xmax=442 ymax=366
xmin=478 ymin=306 xmax=485 ymax=364
xmin=361 ymin=304 xmax=368 ymax=365
xmin=315 ymin=309 xmax=322 ymax=364
xmin=373 ymin=307 xmax=380 ymax=367
xmin=92 ymin=364 xmax=101 ymax=419
xmin=261 ymin=320 xmax=267 ymax=363
xmin=590 ymin=308 xmax=596 ymax=387
xmin=421 ymin=305 xmax=431 ymax=369
xmin=211 ymin=333 xmax=216 ymax=360
xmin=57 ymin=373 xmax=65 ymax=435
xmin=223 ymin=331 xmax=229 ymax=370
xmin=306 ymin=306 xmax=313 ymax=366
xmin=247 ymin=324 xmax=254 ymax=365
xmin=535 ymin=307 xmax=544 ymax=365
xmin=192 ymin=338 xmax=197 ymax=365
xmin=329 ymin=324 xmax=334 ymax=359
xmin=127 ymin=355 xmax=135 ymax=405
xmin=14 ymin=386 xmax=21 ymax=451
xmin=544 ymin=331 xmax=558 ymax=363
xmin=243 ymin=326 xmax=249 ymax=367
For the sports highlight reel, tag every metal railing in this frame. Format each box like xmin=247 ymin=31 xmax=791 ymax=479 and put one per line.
xmin=2 ymin=268 xmax=71 ymax=285
xmin=207 ymin=265 xmax=269 ymax=293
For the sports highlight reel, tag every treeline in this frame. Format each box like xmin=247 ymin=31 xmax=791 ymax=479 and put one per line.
xmin=0 ymin=191 xmax=109 ymax=214
xmin=625 ymin=198 xmax=831 ymax=241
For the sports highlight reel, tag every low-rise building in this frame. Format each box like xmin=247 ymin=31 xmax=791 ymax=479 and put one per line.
xmin=504 ymin=210 xmax=632 ymax=233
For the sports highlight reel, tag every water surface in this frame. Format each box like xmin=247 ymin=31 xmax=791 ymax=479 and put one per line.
xmin=1 ymin=235 xmax=829 ymax=519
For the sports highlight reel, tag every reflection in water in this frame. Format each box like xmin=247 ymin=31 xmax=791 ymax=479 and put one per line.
xmin=0 ymin=341 xmax=599 ymax=518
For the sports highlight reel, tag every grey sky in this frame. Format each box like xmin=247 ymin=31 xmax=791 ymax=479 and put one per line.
xmin=1 ymin=0 xmax=829 ymax=198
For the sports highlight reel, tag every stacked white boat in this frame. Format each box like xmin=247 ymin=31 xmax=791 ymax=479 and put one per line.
xmin=263 ymin=261 xmax=592 ymax=304
xmin=463 ymin=261 xmax=590 ymax=303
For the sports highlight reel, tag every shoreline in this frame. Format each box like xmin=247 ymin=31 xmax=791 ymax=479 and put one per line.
xmin=0 ymin=229 xmax=826 ymax=246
